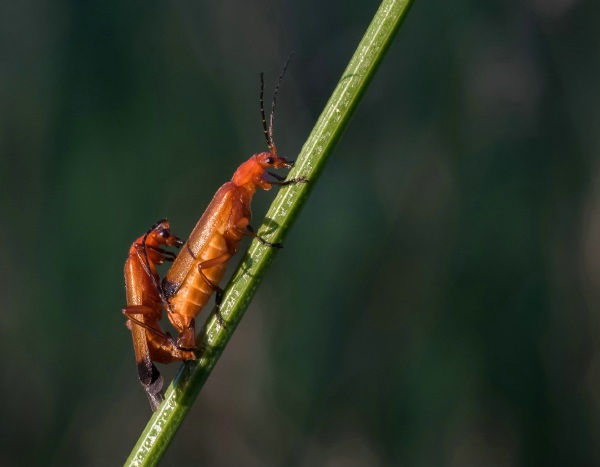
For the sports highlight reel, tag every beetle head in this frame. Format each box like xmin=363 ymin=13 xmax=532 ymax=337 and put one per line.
xmin=147 ymin=219 xmax=183 ymax=249
xmin=255 ymin=150 xmax=293 ymax=170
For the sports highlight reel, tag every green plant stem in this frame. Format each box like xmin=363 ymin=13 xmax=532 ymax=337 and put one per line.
xmin=125 ymin=0 xmax=414 ymax=464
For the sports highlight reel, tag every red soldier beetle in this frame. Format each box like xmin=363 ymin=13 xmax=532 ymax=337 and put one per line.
xmin=162 ymin=58 xmax=307 ymax=350
xmin=123 ymin=219 xmax=197 ymax=411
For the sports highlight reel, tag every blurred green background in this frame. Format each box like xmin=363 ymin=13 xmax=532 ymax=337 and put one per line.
xmin=2 ymin=0 xmax=600 ymax=465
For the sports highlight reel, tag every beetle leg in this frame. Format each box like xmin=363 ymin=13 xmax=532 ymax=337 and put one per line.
xmin=244 ymin=224 xmax=283 ymax=248
xmin=195 ymin=253 xmax=232 ymax=270
xmin=123 ymin=306 xmax=172 ymax=340
xmin=146 ymin=324 xmax=198 ymax=362
xmin=173 ymin=322 xmax=196 ymax=355
xmin=267 ymin=171 xmax=286 ymax=181
xmin=134 ymin=243 xmax=177 ymax=263
xmin=266 ymin=172 xmax=308 ymax=186
xmin=197 ymin=268 xmax=226 ymax=328
xmin=193 ymin=255 xmax=231 ymax=328
xmin=133 ymin=245 xmax=179 ymax=317
xmin=124 ymin=306 xmax=196 ymax=352
xmin=124 ymin=307 xmax=198 ymax=360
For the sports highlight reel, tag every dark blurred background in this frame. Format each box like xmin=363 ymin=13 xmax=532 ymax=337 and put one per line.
xmin=1 ymin=0 xmax=600 ymax=465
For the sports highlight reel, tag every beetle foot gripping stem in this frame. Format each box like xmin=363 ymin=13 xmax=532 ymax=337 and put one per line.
xmin=267 ymin=171 xmax=309 ymax=186
xmin=196 ymin=268 xmax=228 ymax=329
xmin=215 ymin=307 xmax=227 ymax=329
xmin=245 ymin=224 xmax=283 ymax=248
xmin=214 ymin=287 xmax=228 ymax=329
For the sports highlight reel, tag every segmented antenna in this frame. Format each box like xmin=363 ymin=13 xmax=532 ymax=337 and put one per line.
xmin=141 ymin=219 xmax=174 ymax=315
xmin=141 ymin=218 xmax=167 ymax=283
xmin=259 ymin=52 xmax=295 ymax=154
xmin=269 ymin=52 xmax=294 ymax=151
xmin=260 ymin=72 xmax=270 ymax=150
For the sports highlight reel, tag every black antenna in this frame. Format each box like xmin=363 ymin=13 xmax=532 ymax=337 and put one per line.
xmin=141 ymin=219 xmax=175 ymax=315
xmin=260 ymin=72 xmax=270 ymax=149
xmin=259 ymin=52 xmax=294 ymax=153
xmin=268 ymin=52 xmax=294 ymax=151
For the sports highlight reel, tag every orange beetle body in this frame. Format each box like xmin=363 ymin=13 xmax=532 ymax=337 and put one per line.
xmin=162 ymin=151 xmax=300 ymax=349
xmin=123 ymin=220 xmax=196 ymax=411
xmin=161 ymin=61 xmax=306 ymax=350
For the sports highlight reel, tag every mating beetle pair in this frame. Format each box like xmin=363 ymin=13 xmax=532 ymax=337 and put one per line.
xmin=123 ymin=61 xmax=307 ymax=411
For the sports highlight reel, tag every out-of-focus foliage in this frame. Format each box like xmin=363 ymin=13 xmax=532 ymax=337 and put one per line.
xmin=1 ymin=0 xmax=599 ymax=465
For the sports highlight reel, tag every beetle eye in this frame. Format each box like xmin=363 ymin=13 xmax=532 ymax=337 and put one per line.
xmin=160 ymin=230 xmax=170 ymax=238
xmin=266 ymin=157 xmax=274 ymax=164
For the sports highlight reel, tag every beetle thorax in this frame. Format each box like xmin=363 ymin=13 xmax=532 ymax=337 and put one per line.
xmin=232 ymin=155 xmax=265 ymax=192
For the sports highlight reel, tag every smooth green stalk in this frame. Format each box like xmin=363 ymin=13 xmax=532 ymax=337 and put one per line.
xmin=125 ymin=0 xmax=414 ymax=465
